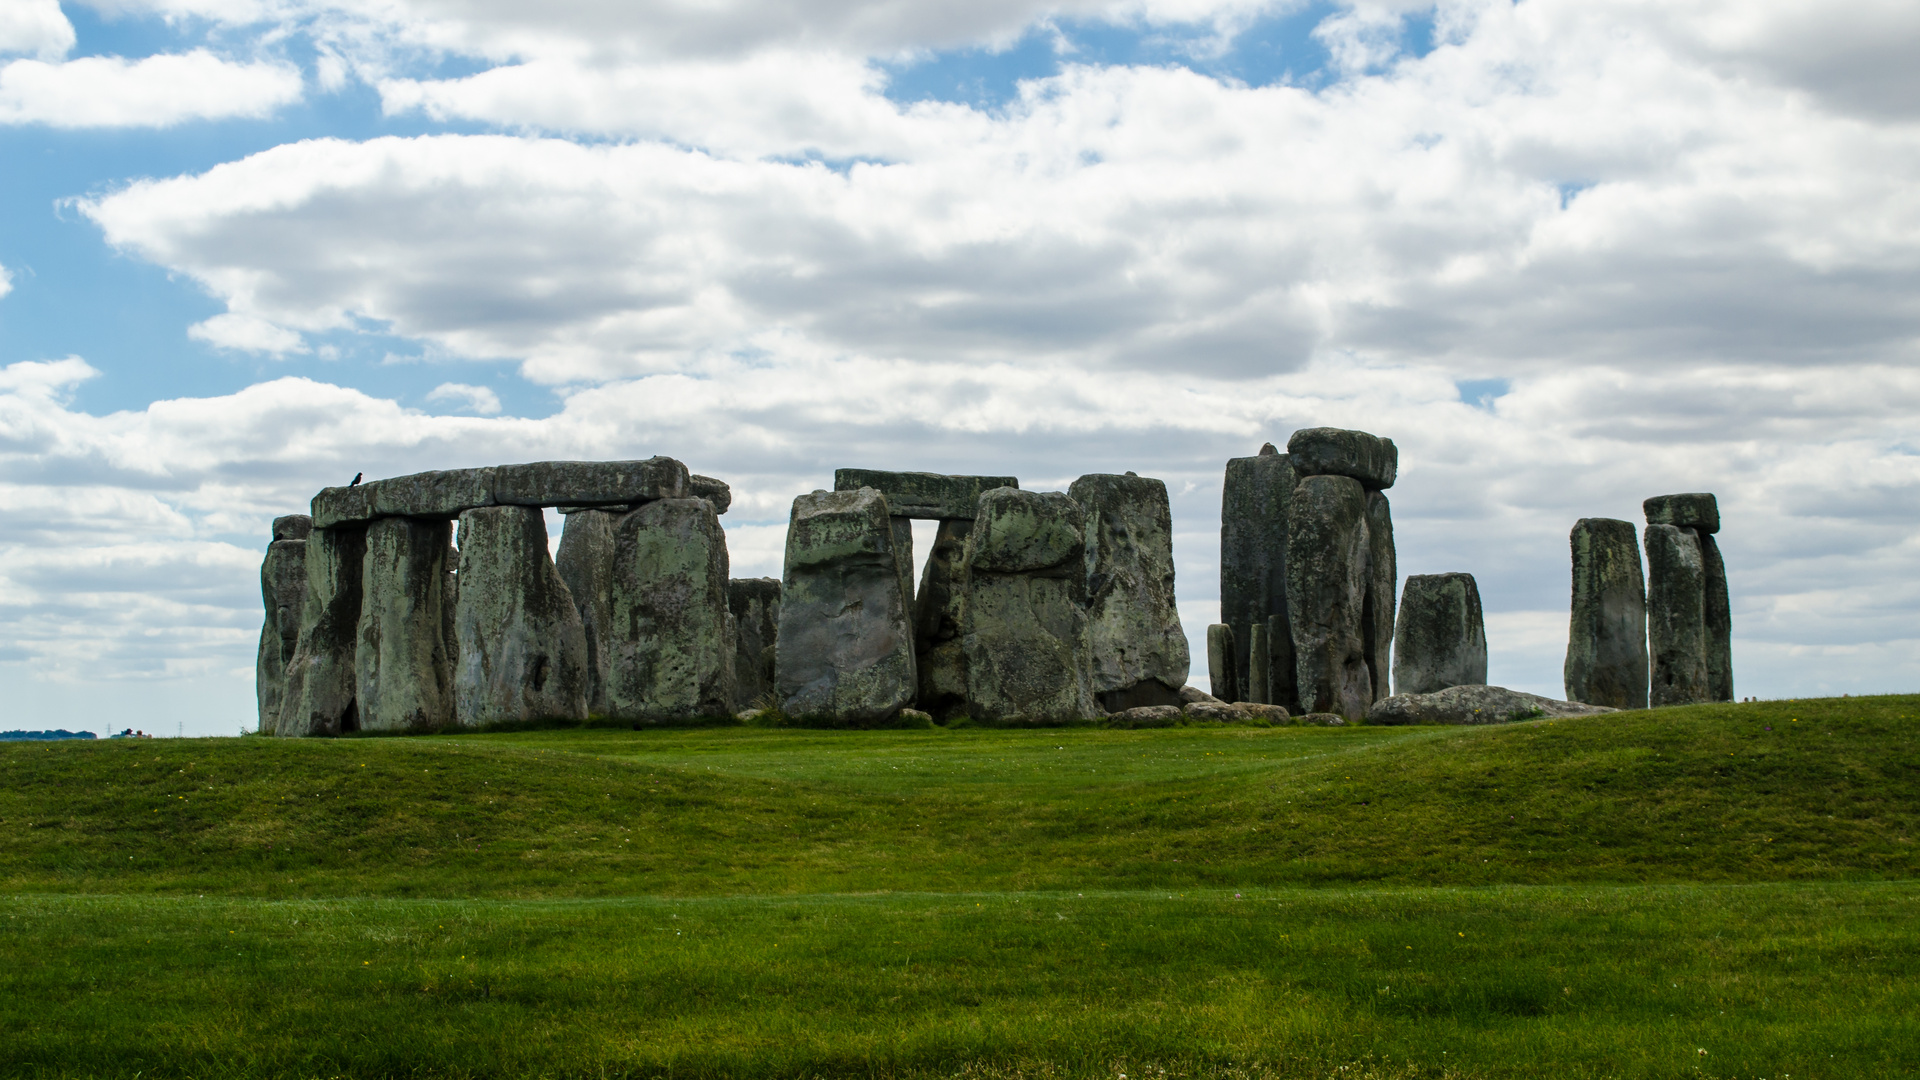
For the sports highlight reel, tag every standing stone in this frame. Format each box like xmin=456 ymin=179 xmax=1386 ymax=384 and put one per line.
xmin=1220 ymin=444 xmax=1297 ymax=710
xmin=277 ymin=525 xmax=367 ymax=736
xmin=355 ymin=516 xmax=455 ymax=732
xmin=273 ymin=514 xmax=313 ymax=542
xmin=728 ymin=578 xmax=782 ymax=710
xmin=1070 ymin=472 xmax=1189 ymax=711
xmin=1700 ymin=533 xmax=1733 ymax=703
xmin=1564 ymin=518 xmax=1648 ymax=710
xmin=1287 ymin=474 xmax=1373 ymax=720
xmin=607 ymin=498 xmax=734 ymax=722
xmin=1645 ymin=523 xmax=1710 ymax=707
xmin=775 ymin=488 xmax=916 ymax=724
xmin=1247 ymin=622 xmax=1269 ymax=704
xmin=556 ymin=509 xmax=619 ymax=715
xmin=962 ymin=488 xmax=1097 ymax=724
xmin=890 ymin=516 xmax=916 ymax=619
xmin=914 ymin=519 xmax=973 ymax=720
xmin=255 ymin=535 xmax=309 ymax=734
xmin=452 ymin=506 xmax=590 ymax=726
xmin=1363 ymin=490 xmax=1397 ymax=703
xmin=1206 ymin=624 xmax=1238 ymax=703
xmin=1392 ymin=573 xmax=1487 ymax=696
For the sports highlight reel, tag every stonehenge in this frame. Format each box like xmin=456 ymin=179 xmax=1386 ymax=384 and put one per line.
xmin=255 ymin=515 xmax=311 ymax=733
xmin=728 ymin=578 xmax=781 ymax=710
xmin=453 ymin=506 xmax=591 ymax=726
xmin=1219 ymin=445 xmax=1297 ymax=709
xmin=1069 ymin=472 xmax=1189 ymax=711
xmin=608 ymin=498 xmax=734 ymax=722
xmin=960 ymin=488 xmax=1098 ymax=724
xmin=356 ymin=516 xmax=456 ymax=731
xmin=1392 ymin=572 xmax=1487 ymax=696
xmin=774 ymin=487 xmax=917 ymax=724
xmin=1563 ymin=518 xmax=1648 ymax=709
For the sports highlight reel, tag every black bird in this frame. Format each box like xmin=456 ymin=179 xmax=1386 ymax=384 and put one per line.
xmin=349 ymin=472 xmax=363 ymax=487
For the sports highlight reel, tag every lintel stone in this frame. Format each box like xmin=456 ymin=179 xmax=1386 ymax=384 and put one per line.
xmin=833 ymin=469 xmax=1018 ymax=520
xmin=312 ymin=457 xmax=690 ymax=527
xmin=1644 ymin=492 xmax=1719 ymax=534
xmin=1286 ymin=427 xmax=1398 ymax=490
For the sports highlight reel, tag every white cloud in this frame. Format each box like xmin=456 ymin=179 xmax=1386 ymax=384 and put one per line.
xmin=425 ymin=381 xmax=502 ymax=415
xmin=0 ymin=260 xmax=12 ymax=299
xmin=0 ymin=50 xmax=302 ymax=127
xmin=0 ymin=0 xmax=74 ymax=60
xmin=188 ymin=312 xmax=308 ymax=355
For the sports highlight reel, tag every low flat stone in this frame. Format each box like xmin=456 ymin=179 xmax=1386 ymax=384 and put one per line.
xmin=1299 ymin=712 xmax=1348 ymax=726
xmin=1286 ymin=427 xmax=1398 ymax=490
xmin=1644 ymin=492 xmax=1719 ymax=534
xmin=495 ymin=457 xmax=689 ymax=508
xmin=1366 ymin=684 xmax=1615 ymax=725
xmin=690 ymin=474 xmax=732 ymax=515
xmin=1179 ymin=685 xmax=1223 ymax=705
xmin=1237 ymin=702 xmax=1289 ymax=724
xmin=1184 ymin=701 xmax=1242 ymax=723
xmin=373 ymin=468 xmax=497 ymax=520
xmin=833 ymin=469 xmax=1018 ymax=520
xmin=1110 ymin=705 xmax=1183 ymax=728
xmin=272 ymin=515 xmax=313 ymax=542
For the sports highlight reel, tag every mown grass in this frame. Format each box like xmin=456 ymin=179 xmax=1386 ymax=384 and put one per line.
xmin=2 ymin=696 xmax=1917 ymax=1077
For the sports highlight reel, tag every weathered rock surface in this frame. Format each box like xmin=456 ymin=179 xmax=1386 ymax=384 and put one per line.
xmin=608 ymin=498 xmax=735 ymax=722
xmin=689 ymin=474 xmax=732 ymax=515
xmin=1179 ymin=685 xmax=1223 ymax=705
xmin=1644 ymin=492 xmax=1719 ymax=534
xmin=1645 ymin=523 xmax=1710 ymax=707
xmin=312 ymin=458 xmax=689 ymax=528
xmin=1247 ymin=621 xmax=1269 ymax=704
xmin=1299 ymin=712 xmax=1347 ymax=726
xmin=1070 ymin=472 xmax=1188 ymax=712
xmin=961 ymin=488 xmax=1096 ymax=724
xmin=452 ymin=506 xmax=590 ymax=726
xmin=1367 ymin=684 xmax=1616 ymax=725
xmin=1392 ymin=572 xmax=1487 ymax=696
xmin=1206 ymin=623 xmax=1237 ymax=704
xmin=890 ymin=517 xmax=916 ymax=618
xmin=555 ymin=509 xmax=619 ymax=715
xmin=1219 ymin=444 xmax=1297 ymax=709
xmin=277 ymin=525 xmax=366 ymax=736
xmin=1564 ymin=518 xmax=1648 ymax=709
xmin=913 ymin=519 xmax=972 ymax=719
xmin=833 ymin=469 xmax=1019 ymax=520
xmin=775 ymin=488 xmax=916 ymax=724
xmin=1700 ymin=532 xmax=1734 ymax=703
xmin=1286 ymin=427 xmax=1398 ymax=490
xmin=256 ymin=537 xmax=308 ymax=733
xmin=373 ymin=468 xmax=496 ymax=521
xmin=355 ymin=516 xmax=456 ymax=732
xmin=1110 ymin=704 xmax=1183 ymax=728
xmin=311 ymin=484 xmax=376 ymax=530
xmin=728 ymin=578 xmax=781 ymax=710
xmin=1287 ymin=474 xmax=1374 ymax=720
xmin=272 ymin=515 xmax=313 ymax=542
xmin=1364 ymin=489 xmax=1396 ymax=703
xmin=1186 ymin=701 xmax=1290 ymax=724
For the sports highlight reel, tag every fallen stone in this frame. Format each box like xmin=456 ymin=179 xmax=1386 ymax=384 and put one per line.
xmin=452 ymin=506 xmax=591 ymax=726
xmin=355 ymin=516 xmax=456 ymax=732
xmin=607 ymin=498 xmax=735 ymax=722
xmin=961 ymin=488 xmax=1097 ymax=724
xmin=1392 ymin=572 xmax=1487 ymax=696
xmin=1364 ymin=490 xmax=1397 ymax=703
xmin=1070 ymin=472 xmax=1189 ymax=713
xmin=1700 ymin=532 xmax=1733 ymax=703
xmin=775 ymin=488 xmax=916 ymax=724
xmin=1366 ymin=684 xmax=1616 ymax=725
xmin=1206 ymin=624 xmax=1238 ymax=707
xmin=255 ymin=537 xmax=308 ymax=734
xmin=495 ymin=457 xmax=690 ymax=509
xmin=1645 ymin=523 xmax=1710 ymax=707
xmin=1179 ymin=685 xmax=1223 ymax=705
xmin=1110 ymin=704 xmax=1184 ymax=728
xmin=1237 ymin=702 xmax=1290 ymax=724
xmin=373 ymin=468 xmax=496 ymax=520
xmin=1220 ymin=443 xmax=1298 ymax=708
xmin=833 ymin=469 xmax=1018 ymax=520
xmin=728 ymin=577 xmax=782 ymax=710
xmin=913 ymin=519 xmax=972 ymax=719
xmin=1287 ymin=474 xmax=1374 ymax=720
xmin=1643 ymin=492 xmax=1719 ymax=534
xmin=1184 ymin=701 xmax=1243 ymax=723
xmin=689 ymin=474 xmax=732 ymax=515
xmin=1299 ymin=712 xmax=1347 ymax=726
xmin=555 ymin=509 xmax=620 ymax=715
xmin=1563 ymin=518 xmax=1648 ymax=710
xmin=277 ymin=525 xmax=366 ymax=736
xmin=1286 ymin=427 xmax=1398 ymax=490
xmin=272 ymin=515 xmax=313 ymax=542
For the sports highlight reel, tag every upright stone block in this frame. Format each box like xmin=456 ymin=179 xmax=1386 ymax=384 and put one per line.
xmin=962 ymin=488 xmax=1097 ymax=724
xmin=775 ymin=488 xmax=916 ymax=724
xmin=272 ymin=514 xmax=313 ymax=542
xmin=1286 ymin=427 xmax=1398 ymax=490
xmin=728 ymin=578 xmax=781 ymax=710
xmin=1392 ymin=573 xmax=1487 ymax=695
xmin=1287 ymin=474 xmax=1374 ymax=720
xmin=1247 ymin=622 xmax=1269 ymax=704
xmin=1700 ymin=533 xmax=1733 ymax=703
xmin=1069 ymin=472 xmax=1189 ymax=711
xmin=1564 ymin=518 xmax=1648 ymax=709
xmin=452 ymin=506 xmax=590 ymax=726
xmin=1645 ymin=523 xmax=1710 ymax=707
xmin=277 ymin=525 xmax=367 ymax=736
xmin=1206 ymin=624 xmax=1238 ymax=702
xmin=256 ymin=536 xmax=308 ymax=734
xmin=832 ymin=469 xmax=1018 ymax=520
xmin=607 ymin=498 xmax=734 ymax=722
xmin=689 ymin=474 xmax=732 ymax=514
xmin=555 ymin=509 xmax=619 ymax=715
xmin=355 ymin=516 xmax=455 ymax=732
xmin=914 ymin=519 xmax=972 ymax=719
xmin=1220 ymin=445 xmax=1297 ymax=709
xmin=1364 ymin=489 xmax=1397 ymax=703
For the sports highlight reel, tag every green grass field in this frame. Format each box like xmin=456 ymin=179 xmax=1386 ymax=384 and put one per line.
xmin=3 ymin=696 xmax=1917 ymax=1078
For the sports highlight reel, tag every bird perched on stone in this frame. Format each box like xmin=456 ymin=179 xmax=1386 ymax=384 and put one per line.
xmin=349 ymin=472 xmax=363 ymax=486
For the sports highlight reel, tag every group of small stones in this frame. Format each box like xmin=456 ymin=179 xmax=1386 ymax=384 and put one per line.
xmin=256 ymin=431 xmax=1734 ymax=734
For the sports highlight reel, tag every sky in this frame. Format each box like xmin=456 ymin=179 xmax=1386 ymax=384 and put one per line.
xmin=2 ymin=0 xmax=1917 ymax=737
